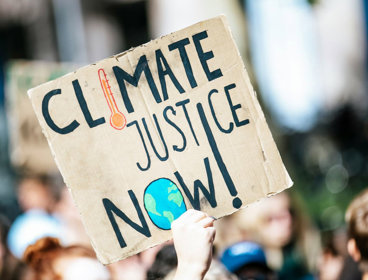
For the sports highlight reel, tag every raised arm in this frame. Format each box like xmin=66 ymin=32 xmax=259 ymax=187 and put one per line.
xmin=171 ymin=209 xmax=216 ymax=280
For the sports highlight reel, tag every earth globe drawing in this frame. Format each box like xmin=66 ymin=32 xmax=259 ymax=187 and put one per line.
xmin=143 ymin=178 xmax=187 ymax=230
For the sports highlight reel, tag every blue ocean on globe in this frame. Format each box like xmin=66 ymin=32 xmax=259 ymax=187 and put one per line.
xmin=143 ymin=178 xmax=187 ymax=230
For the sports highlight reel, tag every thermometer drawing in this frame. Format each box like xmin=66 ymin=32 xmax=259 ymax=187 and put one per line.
xmin=98 ymin=68 xmax=126 ymax=130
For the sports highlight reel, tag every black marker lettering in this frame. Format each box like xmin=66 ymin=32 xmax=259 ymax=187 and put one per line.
xmin=103 ymin=190 xmax=151 ymax=248
xmin=142 ymin=114 xmax=169 ymax=162
xmin=156 ymin=49 xmax=185 ymax=100
xmin=224 ymin=84 xmax=249 ymax=127
xmin=72 ymin=79 xmax=105 ymax=128
xmin=127 ymin=121 xmax=151 ymax=171
xmin=208 ymin=88 xmax=233 ymax=134
xmin=163 ymin=106 xmax=187 ymax=152
xmin=175 ymin=99 xmax=199 ymax=146
xmin=174 ymin=157 xmax=217 ymax=210
xmin=193 ymin=31 xmax=223 ymax=82
xmin=168 ymin=38 xmax=198 ymax=88
xmin=197 ymin=102 xmax=242 ymax=209
xmin=113 ymin=55 xmax=161 ymax=113
xmin=42 ymin=89 xmax=80 ymax=134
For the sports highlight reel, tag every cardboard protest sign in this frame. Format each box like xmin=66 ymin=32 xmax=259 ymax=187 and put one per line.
xmin=28 ymin=16 xmax=292 ymax=264
xmin=6 ymin=60 xmax=76 ymax=174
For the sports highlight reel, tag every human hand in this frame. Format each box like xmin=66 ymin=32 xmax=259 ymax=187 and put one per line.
xmin=171 ymin=209 xmax=216 ymax=280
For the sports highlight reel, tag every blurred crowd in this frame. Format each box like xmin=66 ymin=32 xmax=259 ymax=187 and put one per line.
xmin=1 ymin=176 xmax=368 ymax=280
xmin=0 ymin=0 xmax=367 ymax=279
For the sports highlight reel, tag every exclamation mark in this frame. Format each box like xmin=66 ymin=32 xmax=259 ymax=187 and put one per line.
xmin=196 ymin=102 xmax=242 ymax=209
xmin=98 ymin=68 xmax=126 ymax=130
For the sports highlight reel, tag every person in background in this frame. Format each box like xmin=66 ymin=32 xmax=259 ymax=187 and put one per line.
xmin=317 ymin=230 xmax=362 ymax=280
xmin=22 ymin=209 xmax=216 ymax=280
xmin=217 ymin=191 xmax=320 ymax=279
xmin=53 ymin=187 xmax=92 ymax=248
xmin=163 ymin=260 xmax=236 ymax=280
xmin=220 ymin=241 xmax=277 ymax=280
xmin=345 ymin=189 xmax=368 ymax=280
xmin=107 ymin=254 xmax=146 ymax=280
xmin=7 ymin=175 xmax=63 ymax=259
xmin=147 ymin=243 xmax=177 ymax=280
xmin=16 ymin=175 xmax=58 ymax=213
xmin=24 ymin=237 xmax=148 ymax=280
xmin=149 ymin=243 xmax=235 ymax=280
xmin=317 ymin=241 xmax=344 ymax=280
xmin=23 ymin=237 xmax=111 ymax=280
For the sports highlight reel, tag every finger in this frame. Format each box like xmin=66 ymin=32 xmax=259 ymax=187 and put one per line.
xmin=172 ymin=209 xmax=198 ymax=226
xmin=203 ymin=227 xmax=216 ymax=243
xmin=211 ymin=228 xmax=216 ymax=242
xmin=197 ymin=216 xmax=215 ymax=228
xmin=207 ymin=227 xmax=216 ymax=242
xmin=181 ymin=209 xmax=208 ymax=224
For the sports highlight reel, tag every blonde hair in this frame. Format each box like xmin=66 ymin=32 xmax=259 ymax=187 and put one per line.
xmin=346 ymin=189 xmax=368 ymax=263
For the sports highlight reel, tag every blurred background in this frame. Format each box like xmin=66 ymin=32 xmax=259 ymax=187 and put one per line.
xmin=0 ymin=0 xmax=367 ymax=279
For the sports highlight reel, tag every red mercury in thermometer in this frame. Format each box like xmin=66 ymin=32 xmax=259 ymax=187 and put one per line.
xmin=98 ymin=68 xmax=126 ymax=130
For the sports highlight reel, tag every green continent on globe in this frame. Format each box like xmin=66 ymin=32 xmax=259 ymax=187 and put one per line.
xmin=163 ymin=211 xmax=174 ymax=223
xmin=144 ymin=193 xmax=161 ymax=216
xmin=167 ymin=185 xmax=176 ymax=192
xmin=168 ymin=189 xmax=183 ymax=207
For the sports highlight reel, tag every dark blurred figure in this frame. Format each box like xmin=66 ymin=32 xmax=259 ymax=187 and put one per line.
xmin=339 ymin=255 xmax=362 ymax=280
xmin=0 ymin=214 xmax=16 ymax=279
xmin=220 ymin=241 xmax=277 ymax=280
xmin=345 ymin=189 xmax=368 ymax=280
xmin=148 ymin=241 xmax=235 ymax=280
xmin=0 ymin=214 xmax=33 ymax=280
xmin=318 ymin=242 xmax=344 ymax=280
xmin=318 ymin=230 xmax=362 ymax=280
xmin=147 ymin=244 xmax=177 ymax=280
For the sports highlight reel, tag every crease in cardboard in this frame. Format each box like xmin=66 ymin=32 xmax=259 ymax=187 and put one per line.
xmin=125 ymin=52 xmax=168 ymax=160
xmin=220 ymin=14 xmax=278 ymax=196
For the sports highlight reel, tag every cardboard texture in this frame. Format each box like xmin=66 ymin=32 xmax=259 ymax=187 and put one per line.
xmin=6 ymin=60 xmax=75 ymax=174
xmin=28 ymin=16 xmax=293 ymax=264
